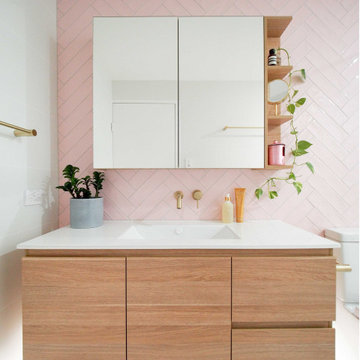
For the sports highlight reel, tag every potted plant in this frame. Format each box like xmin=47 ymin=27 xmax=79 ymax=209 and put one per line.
xmin=57 ymin=165 xmax=105 ymax=229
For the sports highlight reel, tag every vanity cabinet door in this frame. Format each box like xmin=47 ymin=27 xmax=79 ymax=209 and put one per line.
xmin=232 ymin=328 xmax=335 ymax=360
xmin=127 ymin=257 xmax=231 ymax=360
xmin=232 ymin=257 xmax=336 ymax=323
xmin=179 ymin=17 xmax=264 ymax=168
xmin=22 ymin=257 xmax=126 ymax=360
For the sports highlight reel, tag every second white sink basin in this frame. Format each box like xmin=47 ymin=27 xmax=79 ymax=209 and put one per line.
xmin=118 ymin=223 xmax=240 ymax=240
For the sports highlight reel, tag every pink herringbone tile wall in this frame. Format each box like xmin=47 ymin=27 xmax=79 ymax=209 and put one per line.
xmin=57 ymin=0 xmax=359 ymax=234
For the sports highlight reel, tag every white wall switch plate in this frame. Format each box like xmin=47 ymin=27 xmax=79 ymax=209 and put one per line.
xmin=24 ymin=190 xmax=44 ymax=206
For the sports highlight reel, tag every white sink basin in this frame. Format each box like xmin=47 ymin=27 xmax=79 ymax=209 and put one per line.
xmin=118 ymin=223 xmax=240 ymax=240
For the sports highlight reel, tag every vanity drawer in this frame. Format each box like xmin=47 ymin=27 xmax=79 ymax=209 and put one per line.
xmin=127 ymin=257 xmax=231 ymax=360
xmin=232 ymin=328 xmax=335 ymax=360
xmin=232 ymin=257 xmax=336 ymax=322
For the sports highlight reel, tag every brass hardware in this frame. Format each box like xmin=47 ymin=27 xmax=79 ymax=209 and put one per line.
xmin=0 ymin=120 xmax=37 ymax=137
xmin=223 ymin=126 xmax=263 ymax=131
xmin=192 ymin=190 xmax=203 ymax=209
xmin=174 ymin=191 xmax=184 ymax=209
xmin=336 ymin=261 xmax=352 ymax=272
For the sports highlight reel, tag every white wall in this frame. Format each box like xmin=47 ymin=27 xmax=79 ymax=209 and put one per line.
xmin=0 ymin=0 xmax=57 ymax=358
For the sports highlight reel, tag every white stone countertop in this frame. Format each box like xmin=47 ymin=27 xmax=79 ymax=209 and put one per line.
xmin=17 ymin=220 xmax=340 ymax=250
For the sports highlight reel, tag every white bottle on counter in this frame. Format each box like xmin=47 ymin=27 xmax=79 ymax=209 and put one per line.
xmin=222 ymin=194 xmax=234 ymax=223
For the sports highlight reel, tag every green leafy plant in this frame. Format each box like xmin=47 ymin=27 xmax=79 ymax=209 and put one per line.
xmin=255 ymin=48 xmax=314 ymax=200
xmin=56 ymin=164 xmax=105 ymax=199
xmin=92 ymin=171 xmax=105 ymax=198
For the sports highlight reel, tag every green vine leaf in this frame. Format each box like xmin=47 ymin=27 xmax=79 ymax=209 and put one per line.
xmin=295 ymin=98 xmax=306 ymax=107
xmin=292 ymin=149 xmax=308 ymax=157
xmin=269 ymin=191 xmax=278 ymax=199
xmin=293 ymin=182 xmax=303 ymax=194
xmin=254 ymin=57 xmax=311 ymax=201
xmin=301 ymin=69 xmax=306 ymax=80
xmin=306 ymin=162 xmax=315 ymax=174
xmin=298 ymin=140 xmax=312 ymax=150
xmin=287 ymin=104 xmax=296 ymax=114
xmin=255 ymin=188 xmax=263 ymax=199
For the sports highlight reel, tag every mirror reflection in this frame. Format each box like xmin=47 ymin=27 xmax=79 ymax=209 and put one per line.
xmin=93 ymin=17 xmax=265 ymax=169
xmin=93 ymin=17 xmax=178 ymax=169
xmin=268 ymin=79 xmax=289 ymax=104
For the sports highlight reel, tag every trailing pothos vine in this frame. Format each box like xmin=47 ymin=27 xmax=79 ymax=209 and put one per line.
xmin=255 ymin=48 xmax=314 ymax=200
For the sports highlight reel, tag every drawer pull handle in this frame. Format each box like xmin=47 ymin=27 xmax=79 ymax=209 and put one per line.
xmin=336 ymin=262 xmax=352 ymax=272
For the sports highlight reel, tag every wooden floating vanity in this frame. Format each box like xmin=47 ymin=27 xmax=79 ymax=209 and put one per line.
xmin=19 ymin=221 xmax=339 ymax=360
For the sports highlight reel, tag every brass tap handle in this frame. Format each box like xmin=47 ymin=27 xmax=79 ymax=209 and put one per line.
xmin=192 ymin=190 xmax=203 ymax=209
xmin=174 ymin=191 xmax=184 ymax=209
xmin=336 ymin=261 xmax=352 ymax=272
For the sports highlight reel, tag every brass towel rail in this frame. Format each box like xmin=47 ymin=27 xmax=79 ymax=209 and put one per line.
xmin=0 ymin=120 xmax=37 ymax=137
xmin=336 ymin=261 xmax=352 ymax=272
xmin=222 ymin=126 xmax=264 ymax=131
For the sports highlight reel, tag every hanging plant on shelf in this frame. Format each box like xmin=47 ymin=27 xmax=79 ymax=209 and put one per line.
xmin=255 ymin=48 xmax=314 ymax=200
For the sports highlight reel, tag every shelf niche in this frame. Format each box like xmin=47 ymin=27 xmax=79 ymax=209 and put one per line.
xmin=264 ymin=16 xmax=292 ymax=170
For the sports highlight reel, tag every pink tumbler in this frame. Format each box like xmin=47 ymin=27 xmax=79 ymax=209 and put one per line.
xmin=268 ymin=140 xmax=285 ymax=165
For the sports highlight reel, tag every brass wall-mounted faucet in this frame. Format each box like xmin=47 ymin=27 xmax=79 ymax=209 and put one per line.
xmin=192 ymin=190 xmax=203 ymax=208
xmin=174 ymin=191 xmax=184 ymax=209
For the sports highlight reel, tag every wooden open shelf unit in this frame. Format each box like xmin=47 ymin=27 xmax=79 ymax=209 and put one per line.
xmin=268 ymin=115 xmax=293 ymax=126
xmin=266 ymin=164 xmax=293 ymax=170
xmin=264 ymin=16 xmax=292 ymax=170
xmin=267 ymin=65 xmax=293 ymax=81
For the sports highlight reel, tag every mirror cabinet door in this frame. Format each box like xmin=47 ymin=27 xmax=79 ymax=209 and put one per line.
xmin=179 ymin=17 xmax=264 ymax=168
xmin=93 ymin=17 xmax=178 ymax=169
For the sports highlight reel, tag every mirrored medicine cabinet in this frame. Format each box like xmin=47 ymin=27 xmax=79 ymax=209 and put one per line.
xmin=93 ymin=16 xmax=264 ymax=169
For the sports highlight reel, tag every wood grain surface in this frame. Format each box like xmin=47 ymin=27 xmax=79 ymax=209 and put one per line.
xmin=127 ymin=257 xmax=231 ymax=360
xmin=232 ymin=256 xmax=336 ymax=322
xmin=232 ymin=328 xmax=335 ymax=360
xmin=22 ymin=257 xmax=126 ymax=360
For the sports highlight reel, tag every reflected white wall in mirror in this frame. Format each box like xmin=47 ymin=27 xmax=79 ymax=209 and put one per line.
xmin=93 ymin=17 xmax=178 ymax=168
xmin=179 ymin=17 xmax=264 ymax=168
xmin=93 ymin=17 xmax=265 ymax=169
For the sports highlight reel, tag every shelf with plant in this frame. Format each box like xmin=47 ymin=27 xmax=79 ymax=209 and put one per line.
xmin=256 ymin=48 xmax=314 ymax=200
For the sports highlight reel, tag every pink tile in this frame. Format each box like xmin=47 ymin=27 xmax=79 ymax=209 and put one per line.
xmin=58 ymin=77 xmax=92 ymax=120
xmin=233 ymin=0 xmax=260 ymax=15
xmin=58 ymin=0 xmax=96 ymax=31
xmin=59 ymin=9 xmax=97 ymax=48
xmin=341 ymin=4 xmax=359 ymax=28
xmin=340 ymin=0 xmax=358 ymax=11
xmin=102 ymin=0 xmax=133 ymax=15
xmin=59 ymin=60 xmax=92 ymax=101
xmin=56 ymin=0 xmax=359 ymax=231
xmin=92 ymin=0 xmax=119 ymax=16
xmin=319 ymin=0 xmax=347 ymax=19
xmin=59 ymin=41 xmax=92 ymax=81
xmin=58 ymin=0 xmax=76 ymax=15
xmin=163 ymin=0 xmax=192 ymax=15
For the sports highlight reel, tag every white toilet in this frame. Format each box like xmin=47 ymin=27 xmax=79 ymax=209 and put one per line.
xmin=325 ymin=228 xmax=359 ymax=318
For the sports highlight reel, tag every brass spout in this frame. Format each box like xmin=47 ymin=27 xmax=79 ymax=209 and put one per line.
xmin=174 ymin=191 xmax=184 ymax=209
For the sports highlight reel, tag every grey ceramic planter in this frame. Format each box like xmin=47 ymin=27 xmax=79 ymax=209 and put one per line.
xmin=70 ymin=198 xmax=103 ymax=229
